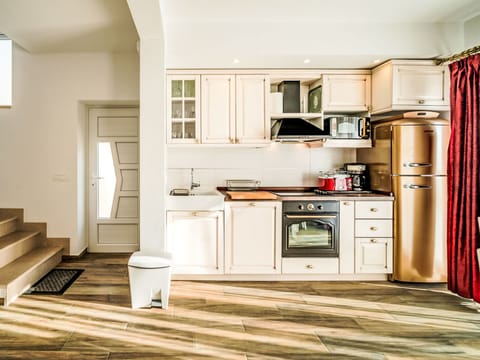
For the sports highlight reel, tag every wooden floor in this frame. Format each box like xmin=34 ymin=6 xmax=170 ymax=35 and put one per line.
xmin=1 ymin=253 xmax=479 ymax=359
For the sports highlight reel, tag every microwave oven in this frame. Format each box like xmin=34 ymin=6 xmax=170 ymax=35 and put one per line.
xmin=324 ymin=116 xmax=370 ymax=139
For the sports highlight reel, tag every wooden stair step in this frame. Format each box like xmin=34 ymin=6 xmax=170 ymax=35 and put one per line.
xmin=0 ymin=216 xmax=17 ymax=238
xmin=0 ymin=245 xmax=63 ymax=306
xmin=0 ymin=231 xmax=41 ymax=268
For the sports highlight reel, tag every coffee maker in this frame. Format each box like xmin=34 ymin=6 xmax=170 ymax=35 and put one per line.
xmin=344 ymin=163 xmax=369 ymax=191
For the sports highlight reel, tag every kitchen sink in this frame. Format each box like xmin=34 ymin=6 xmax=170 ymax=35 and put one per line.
xmin=166 ymin=189 xmax=225 ymax=210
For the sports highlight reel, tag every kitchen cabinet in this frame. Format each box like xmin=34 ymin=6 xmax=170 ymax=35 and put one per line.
xmin=166 ymin=75 xmax=201 ymax=144
xmin=322 ymin=74 xmax=371 ymax=113
xmin=166 ymin=211 xmax=224 ymax=274
xmin=339 ymin=200 xmax=355 ymax=274
xmin=371 ymin=60 xmax=449 ymax=114
xmin=354 ymin=200 xmax=393 ymax=273
xmin=224 ymin=201 xmax=281 ymax=274
xmin=201 ymin=74 xmax=270 ymax=144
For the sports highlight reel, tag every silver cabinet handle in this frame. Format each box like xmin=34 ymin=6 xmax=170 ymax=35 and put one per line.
xmin=404 ymin=162 xmax=432 ymax=167
xmin=406 ymin=184 xmax=433 ymax=190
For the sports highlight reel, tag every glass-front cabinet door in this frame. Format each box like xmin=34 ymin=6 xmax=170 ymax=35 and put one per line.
xmin=167 ymin=75 xmax=201 ymax=143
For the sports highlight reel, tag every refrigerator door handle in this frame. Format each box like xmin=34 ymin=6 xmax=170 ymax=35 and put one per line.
xmin=406 ymin=184 xmax=433 ymax=190
xmin=404 ymin=162 xmax=432 ymax=168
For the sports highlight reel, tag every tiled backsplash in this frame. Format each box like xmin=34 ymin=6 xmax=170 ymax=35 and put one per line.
xmin=166 ymin=143 xmax=356 ymax=190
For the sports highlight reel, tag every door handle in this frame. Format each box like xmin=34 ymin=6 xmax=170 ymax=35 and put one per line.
xmin=406 ymin=184 xmax=432 ymax=190
xmin=404 ymin=162 xmax=432 ymax=167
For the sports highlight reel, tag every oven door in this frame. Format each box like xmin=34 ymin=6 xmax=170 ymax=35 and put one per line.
xmin=282 ymin=213 xmax=339 ymax=257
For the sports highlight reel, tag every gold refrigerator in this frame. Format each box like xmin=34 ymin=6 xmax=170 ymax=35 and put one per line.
xmin=358 ymin=117 xmax=450 ymax=282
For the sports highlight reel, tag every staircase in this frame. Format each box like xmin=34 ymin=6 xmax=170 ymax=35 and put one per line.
xmin=0 ymin=209 xmax=63 ymax=306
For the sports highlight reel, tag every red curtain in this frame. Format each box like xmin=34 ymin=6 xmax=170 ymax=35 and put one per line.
xmin=448 ymin=54 xmax=480 ymax=302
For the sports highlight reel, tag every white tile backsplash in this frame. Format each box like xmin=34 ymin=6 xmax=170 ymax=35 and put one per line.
xmin=167 ymin=144 xmax=356 ymax=189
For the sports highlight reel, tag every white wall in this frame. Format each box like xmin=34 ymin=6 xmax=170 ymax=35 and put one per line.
xmin=0 ymin=44 xmax=139 ymax=255
xmin=167 ymin=145 xmax=356 ymax=190
xmin=464 ymin=15 xmax=480 ymax=48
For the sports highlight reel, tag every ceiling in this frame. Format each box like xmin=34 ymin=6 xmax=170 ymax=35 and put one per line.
xmin=0 ymin=0 xmax=479 ymax=68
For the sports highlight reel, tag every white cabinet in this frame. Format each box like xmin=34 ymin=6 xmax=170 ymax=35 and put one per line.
xmin=355 ymin=237 xmax=393 ymax=273
xmin=166 ymin=211 xmax=224 ymax=274
xmin=201 ymin=74 xmax=270 ymax=145
xmin=371 ymin=60 xmax=449 ymax=114
xmin=166 ymin=75 xmax=201 ymax=144
xmin=225 ymin=201 xmax=281 ymax=274
xmin=354 ymin=200 xmax=393 ymax=273
xmin=339 ymin=200 xmax=355 ymax=274
xmin=322 ymin=74 xmax=371 ymax=113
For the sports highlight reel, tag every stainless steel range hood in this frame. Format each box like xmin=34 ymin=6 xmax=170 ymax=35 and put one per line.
xmin=271 ymin=118 xmax=328 ymax=142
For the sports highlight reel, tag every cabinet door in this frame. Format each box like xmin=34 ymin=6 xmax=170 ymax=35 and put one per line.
xmin=235 ymin=75 xmax=270 ymax=144
xmin=322 ymin=74 xmax=371 ymax=112
xmin=167 ymin=211 xmax=224 ymax=274
xmin=393 ymin=65 xmax=449 ymax=107
xmin=201 ymin=75 xmax=235 ymax=144
xmin=355 ymin=238 xmax=392 ymax=273
xmin=225 ymin=201 xmax=281 ymax=274
xmin=167 ymin=75 xmax=201 ymax=144
xmin=339 ymin=200 xmax=355 ymax=274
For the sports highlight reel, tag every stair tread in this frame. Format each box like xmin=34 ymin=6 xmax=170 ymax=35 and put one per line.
xmin=0 ymin=231 xmax=40 ymax=251
xmin=0 ymin=246 xmax=63 ymax=286
xmin=0 ymin=216 xmax=17 ymax=225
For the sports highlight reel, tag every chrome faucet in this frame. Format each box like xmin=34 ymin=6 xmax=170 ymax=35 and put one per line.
xmin=190 ymin=168 xmax=200 ymax=191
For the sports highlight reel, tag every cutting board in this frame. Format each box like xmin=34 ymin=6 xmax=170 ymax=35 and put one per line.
xmin=226 ymin=191 xmax=278 ymax=200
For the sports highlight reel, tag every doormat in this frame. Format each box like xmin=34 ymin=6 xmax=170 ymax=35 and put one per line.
xmin=24 ymin=268 xmax=84 ymax=295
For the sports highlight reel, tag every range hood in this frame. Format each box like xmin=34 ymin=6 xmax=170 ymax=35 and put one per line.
xmin=271 ymin=118 xmax=329 ymax=142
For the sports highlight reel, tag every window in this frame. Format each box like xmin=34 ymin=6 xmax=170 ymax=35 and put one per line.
xmin=0 ymin=34 xmax=12 ymax=107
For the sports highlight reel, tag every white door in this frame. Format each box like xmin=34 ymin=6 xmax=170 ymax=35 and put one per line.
xmin=88 ymin=108 xmax=140 ymax=252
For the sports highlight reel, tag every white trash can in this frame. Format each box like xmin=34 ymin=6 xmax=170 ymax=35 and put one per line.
xmin=128 ymin=252 xmax=172 ymax=309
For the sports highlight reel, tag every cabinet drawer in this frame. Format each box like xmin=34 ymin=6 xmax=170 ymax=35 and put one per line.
xmin=282 ymin=258 xmax=339 ymax=274
xmin=355 ymin=219 xmax=392 ymax=237
xmin=355 ymin=201 xmax=392 ymax=219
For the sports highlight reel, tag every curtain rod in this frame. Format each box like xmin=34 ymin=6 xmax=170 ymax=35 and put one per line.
xmin=436 ymin=44 xmax=480 ymax=65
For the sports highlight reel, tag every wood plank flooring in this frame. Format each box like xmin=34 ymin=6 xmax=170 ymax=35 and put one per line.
xmin=1 ymin=253 xmax=479 ymax=359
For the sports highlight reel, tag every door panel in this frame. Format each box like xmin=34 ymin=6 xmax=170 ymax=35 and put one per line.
xmin=392 ymin=176 xmax=447 ymax=282
xmin=89 ymin=108 xmax=140 ymax=253
xmin=392 ymin=124 xmax=449 ymax=175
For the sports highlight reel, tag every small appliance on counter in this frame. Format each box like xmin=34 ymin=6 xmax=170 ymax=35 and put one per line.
xmin=344 ymin=163 xmax=369 ymax=191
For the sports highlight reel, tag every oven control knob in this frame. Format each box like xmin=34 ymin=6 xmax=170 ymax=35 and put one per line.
xmin=298 ymin=204 xmax=304 ymax=210
xmin=307 ymin=203 xmax=315 ymax=211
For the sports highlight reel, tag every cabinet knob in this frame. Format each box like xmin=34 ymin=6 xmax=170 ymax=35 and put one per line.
xmin=249 ymin=202 xmax=256 ymax=207
xmin=418 ymin=99 xmax=425 ymax=104
xmin=370 ymin=238 xmax=377 ymax=243
xmin=343 ymin=202 xmax=352 ymax=206
xmin=370 ymin=226 xmax=378 ymax=231
xmin=306 ymin=264 xmax=314 ymax=269
xmin=370 ymin=208 xmax=378 ymax=212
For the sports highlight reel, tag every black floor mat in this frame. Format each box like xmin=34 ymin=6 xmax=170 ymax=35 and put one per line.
xmin=24 ymin=268 xmax=84 ymax=295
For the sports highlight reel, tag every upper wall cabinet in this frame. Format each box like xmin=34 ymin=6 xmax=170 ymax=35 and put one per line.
xmin=322 ymin=74 xmax=371 ymax=113
xmin=166 ymin=75 xmax=201 ymax=144
xmin=201 ymin=74 xmax=270 ymax=145
xmin=371 ymin=60 xmax=450 ymax=115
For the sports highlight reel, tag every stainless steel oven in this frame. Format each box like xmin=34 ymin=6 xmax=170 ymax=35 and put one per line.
xmin=282 ymin=200 xmax=339 ymax=257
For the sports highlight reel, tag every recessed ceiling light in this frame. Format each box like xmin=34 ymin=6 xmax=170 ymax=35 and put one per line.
xmin=233 ymin=58 xmax=240 ymax=64
xmin=304 ymin=58 xmax=311 ymax=64
xmin=373 ymin=59 xmax=381 ymax=64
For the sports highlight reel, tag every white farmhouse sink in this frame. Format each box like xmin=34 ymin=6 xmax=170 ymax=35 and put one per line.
xmin=166 ymin=189 xmax=225 ymax=211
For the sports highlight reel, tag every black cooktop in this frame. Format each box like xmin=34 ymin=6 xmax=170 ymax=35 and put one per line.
xmin=314 ymin=189 xmax=372 ymax=195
